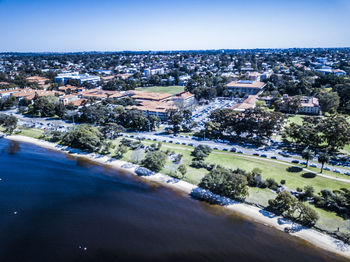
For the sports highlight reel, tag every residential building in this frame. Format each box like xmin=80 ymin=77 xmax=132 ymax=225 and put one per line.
xmin=0 ymin=88 xmax=21 ymax=100
xmin=280 ymin=94 xmax=320 ymax=115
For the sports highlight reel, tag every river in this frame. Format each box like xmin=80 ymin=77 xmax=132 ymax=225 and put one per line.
xmin=0 ymin=138 xmax=347 ymax=262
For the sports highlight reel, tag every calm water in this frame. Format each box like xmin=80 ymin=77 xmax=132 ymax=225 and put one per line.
xmin=0 ymin=139 xmax=347 ymax=262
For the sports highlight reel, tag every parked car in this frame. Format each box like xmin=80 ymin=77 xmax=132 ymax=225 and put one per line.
xmin=291 ymin=160 xmax=299 ymax=164
xmin=323 ymin=167 xmax=331 ymax=171
xmin=344 ymin=172 xmax=350 ymax=176
xmin=333 ymin=169 xmax=341 ymax=173
xmin=310 ymin=164 xmax=317 ymax=168
xmin=253 ymin=153 xmax=259 ymax=156
xmin=271 ymin=156 xmax=277 ymax=160
xmin=237 ymin=151 xmax=243 ymax=154
xmin=230 ymin=147 xmax=237 ymax=152
xmin=260 ymin=154 xmax=267 ymax=158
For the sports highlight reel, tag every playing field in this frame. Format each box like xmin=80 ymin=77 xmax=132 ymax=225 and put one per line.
xmin=136 ymin=85 xmax=185 ymax=94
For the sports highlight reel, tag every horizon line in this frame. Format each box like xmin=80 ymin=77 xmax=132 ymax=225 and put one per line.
xmin=1 ymin=46 xmax=350 ymax=54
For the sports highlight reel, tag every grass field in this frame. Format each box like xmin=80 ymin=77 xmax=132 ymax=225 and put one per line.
xmin=15 ymin=128 xmax=44 ymax=139
xmin=136 ymin=85 xmax=185 ymax=94
xmin=287 ymin=114 xmax=305 ymax=126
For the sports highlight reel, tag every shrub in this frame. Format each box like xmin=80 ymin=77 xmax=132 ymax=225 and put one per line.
xmin=287 ymin=166 xmax=303 ymax=173
xmin=141 ymin=151 xmax=167 ymax=172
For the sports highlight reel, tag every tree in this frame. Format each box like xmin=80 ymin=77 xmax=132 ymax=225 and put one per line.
xmin=199 ymin=166 xmax=249 ymax=200
xmin=318 ymin=153 xmax=329 ymax=173
xmin=99 ymin=123 xmax=124 ymax=139
xmin=0 ymin=114 xmax=18 ymax=134
xmin=191 ymin=145 xmax=212 ymax=161
xmin=268 ymin=191 xmax=296 ymax=217
xmin=28 ymin=96 xmax=58 ymax=117
xmin=141 ymin=151 xmax=167 ymax=172
xmin=178 ymin=164 xmax=187 ymax=179
xmin=114 ymin=144 xmax=128 ymax=159
xmin=302 ymin=149 xmax=314 ymax=167
xmin=61 ymin=124 xmax=104 ymax=152
xmin=292 ymin=202 xmax=319 ymax=226
xmin=318 ymin=91 xmax=340 ymax=113
xmin=168 ymin=109 xmax=183 ymax=133
xmin=320 ymin=115 xmax=350 ymax=152
xmin=149 ymin=115 xmax=160 ymax=131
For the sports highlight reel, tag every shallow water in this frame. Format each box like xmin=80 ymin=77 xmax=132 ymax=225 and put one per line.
xmin=0 ymin=139 xmax=347 ymax=262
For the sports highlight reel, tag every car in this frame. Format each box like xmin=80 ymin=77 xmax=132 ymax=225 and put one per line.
xmin=323 ymin=167 xmax=331 ymax=171
xmin=291 ymin=160 xmax=299 ymax=164
xmin=213 ymin=147 xmax=219 ymax=150
xmin=153 ymin=138 xmax=157 ymax=141
xmin=253 ymin=153 xmax=259 ymax=156
xmin=223 ymin=148 xmax=228 ymax=151
xmin=230 ymin=147 xmax=237 ymax=152
xmin=260 ymin=154 xmax=267 ymax=158
xmin=175 ymin=142 xmax=180 ymax=144
xmin=344 ymin=172 xmax=350 ymax=176
xmin=300 ymin=162 xmax=307 ymax=165
xmin=162 ymin=140 xmax=167 ymax=142
xmin=237 ymin=151 xmax=243 ymax=154
xmin=189 ymin=143 xmax=194 ymax=146
xmin=271 ymin=156 xmax=277 ymax=160
xmin=333 ymin=169 xmax=341 ymax=173
xmin=310 ymin=164 xmax=317 ymax=168
xmin=169 ymin=140 xmax=173 ymax=143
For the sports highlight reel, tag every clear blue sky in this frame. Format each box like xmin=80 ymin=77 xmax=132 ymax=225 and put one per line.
xmin=1 ymin=0 xmax=349 ymax=52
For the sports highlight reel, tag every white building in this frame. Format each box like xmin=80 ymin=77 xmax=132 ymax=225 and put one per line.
xmin=54 ymin=72 xmax=100 ymax=85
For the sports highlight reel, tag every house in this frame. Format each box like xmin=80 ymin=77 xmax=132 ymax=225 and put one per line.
xmin=280 ymin=94 xmax=320 ymax=115
xmin=0 ymin=88 xmax=21 ymax=100
xmin=315 ymin=68 xmax=347 ymax=76
xmin=59 ymin=94 xmax=81 ymax=105
xmin=80 ymin=89 xmax=123 ymax=100
xmin=226 ymin=80 xmax=266 ymax=96
xmin=12 ymin=88 xmax=63 ymax=100
xmin=26 ymin=76 xmax=50 ymax=87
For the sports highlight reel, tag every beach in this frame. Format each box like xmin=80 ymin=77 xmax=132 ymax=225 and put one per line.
xmin=4 ymin=134 xmax=350 ymax=260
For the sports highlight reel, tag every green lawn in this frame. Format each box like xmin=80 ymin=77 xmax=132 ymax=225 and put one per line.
xmin=113 ymin=138 xmax=349 ymax=193
xmin=287 ymin=115 xmax=305 ymax=126
xmin=15 ymin=128 xmax=44 ymax=139
xmin=136 ymin=85 xmax=185 ymax=95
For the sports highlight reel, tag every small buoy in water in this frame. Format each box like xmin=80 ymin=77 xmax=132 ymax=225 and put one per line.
xmin=13 ymin=211 xmax=17 ymax=215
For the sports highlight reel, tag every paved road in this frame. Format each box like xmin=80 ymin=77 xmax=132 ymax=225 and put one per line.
xmin=3 ymin=110 xmax=350 ymax=176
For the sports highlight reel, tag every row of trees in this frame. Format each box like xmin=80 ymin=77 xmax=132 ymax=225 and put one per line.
xmin=200 ymin=108 xmax=284 ymax=143
xmin=283 ymin=115 xmax=350 ymax=152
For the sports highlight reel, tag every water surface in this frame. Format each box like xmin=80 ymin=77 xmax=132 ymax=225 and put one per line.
xmin=0 ymin=139 xmax=347 ymax=262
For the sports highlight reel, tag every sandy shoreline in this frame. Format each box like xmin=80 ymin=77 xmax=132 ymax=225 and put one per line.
xmin=3 ymin=134 xmax=350 ymax=260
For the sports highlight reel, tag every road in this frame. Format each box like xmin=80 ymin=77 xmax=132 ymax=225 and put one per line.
xmin=3 ymin=110 xmax=350 ymax=177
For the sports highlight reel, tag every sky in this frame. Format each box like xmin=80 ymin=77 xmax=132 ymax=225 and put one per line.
xmin=0 ymin=0 xmax=350 ymax=52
